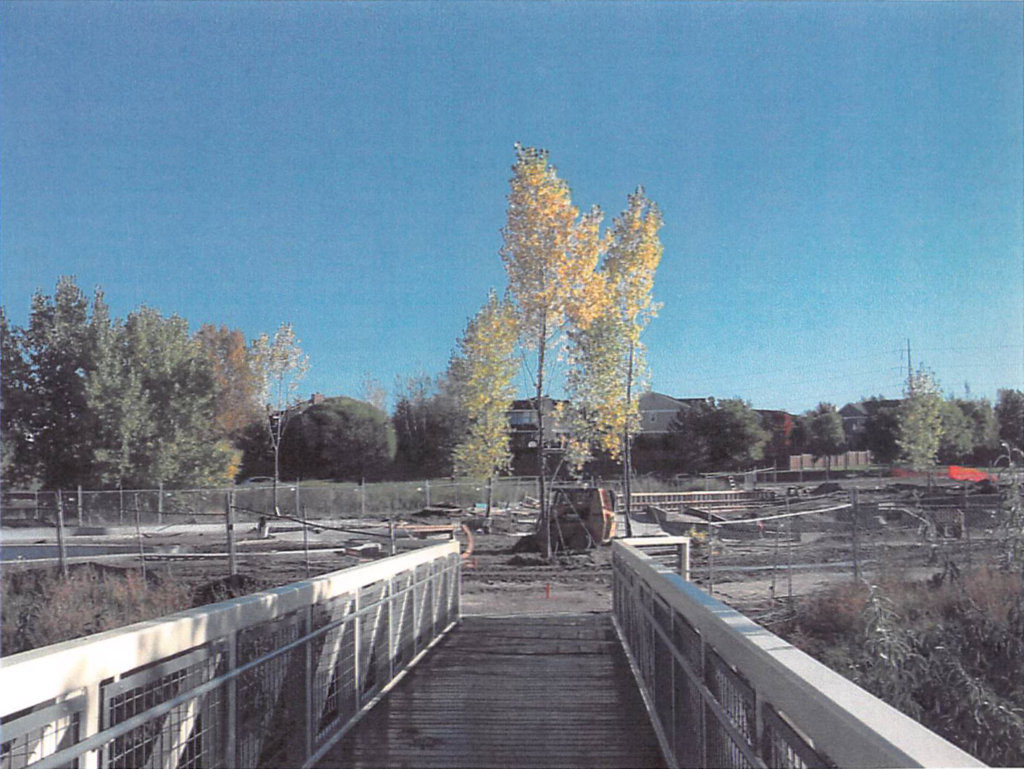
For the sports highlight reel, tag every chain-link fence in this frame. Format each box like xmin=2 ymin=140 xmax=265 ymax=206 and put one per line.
xmin=1 ymin=477 xmax=546 ymax=528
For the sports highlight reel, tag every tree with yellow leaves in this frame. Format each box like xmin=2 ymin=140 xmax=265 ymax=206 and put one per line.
xmin=500 ymin=144 xmax=607 ymax=557
xmin=563 ymin=187 xmax=663 ymax=527
xmin=449 ymin=291 xmax=518 ymax=482
xmin=251 ymin=323 xmax=310 ymax=515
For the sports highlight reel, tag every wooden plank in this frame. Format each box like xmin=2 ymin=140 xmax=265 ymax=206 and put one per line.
xmin=319 ymin=614 xmax=666 ymax=768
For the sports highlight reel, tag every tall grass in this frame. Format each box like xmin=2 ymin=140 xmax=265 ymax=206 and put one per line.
xmin=1 ymin=565 xmax=192 ymax=655
xmin=780 ymin=568 xmax=1024 ymax=766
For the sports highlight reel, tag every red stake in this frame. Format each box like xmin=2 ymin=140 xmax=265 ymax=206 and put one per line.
xmin=545 ymin=583 xmax=551 ymax=599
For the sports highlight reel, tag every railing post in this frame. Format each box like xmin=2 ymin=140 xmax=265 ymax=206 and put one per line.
xmin=224 ymin=631 xmax=238 ymax=769
xmin=303 ymin=608 xmax=313 ymax=762
xmin=353 ymin=591 xmax=362 ymax=710
xmin=77 ymin=485 xmax=84 ymax=526
xmin=80 ymin=682 xmax=101 ymax=769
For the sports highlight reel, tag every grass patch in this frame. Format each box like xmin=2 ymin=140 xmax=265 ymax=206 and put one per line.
xmin=779 ymin=568 xmax=1024 ymax=766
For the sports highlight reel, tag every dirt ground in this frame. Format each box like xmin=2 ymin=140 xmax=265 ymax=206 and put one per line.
xmin=3 ymin=480 xmax=1008 ymax=627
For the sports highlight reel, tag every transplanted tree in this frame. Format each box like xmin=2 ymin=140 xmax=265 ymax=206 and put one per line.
xmin=449 ymin=292 xmax=519 ymax=484
xmin=251 ymin=323 xmax=310 ymax=514
xmin=898 ymin=368 xmax=945 ymax=471
xmin=563 ymin=188 xmax=663 ymax=529
xmin=807 ymin=403 xmax=846 ymax=478
xmin=500 ymin=144 xmax=606 ymax=558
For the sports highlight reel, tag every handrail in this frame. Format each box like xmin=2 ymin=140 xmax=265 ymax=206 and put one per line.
xmin=611 ymin=538 xmax=984 ymax=769
xmin=1 ymin=541 xmax=461 ymax=769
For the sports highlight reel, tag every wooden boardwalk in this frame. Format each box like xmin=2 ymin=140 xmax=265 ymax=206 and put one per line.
xmin=319 ymin=613 xmax=665 ymax=768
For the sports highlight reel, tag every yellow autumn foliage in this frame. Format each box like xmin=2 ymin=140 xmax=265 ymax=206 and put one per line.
xmin=450 ymin=292 xmax=519 ymax=479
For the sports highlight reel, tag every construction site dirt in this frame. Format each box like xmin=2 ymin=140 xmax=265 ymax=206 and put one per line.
xmin=1 ymin=478 xmax=1013 ymax=646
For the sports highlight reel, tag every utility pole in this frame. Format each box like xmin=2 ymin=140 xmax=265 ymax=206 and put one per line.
xmin=907 ymin=338 xmax=913 ymax=385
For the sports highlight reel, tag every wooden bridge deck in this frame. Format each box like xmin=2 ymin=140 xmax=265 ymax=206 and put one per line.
xmin=319 ymin=613 xmax=665 ymax=768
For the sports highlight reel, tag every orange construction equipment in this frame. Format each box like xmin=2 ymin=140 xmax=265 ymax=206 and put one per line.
xmin=545 ymin=487 xmax=618 ymax=551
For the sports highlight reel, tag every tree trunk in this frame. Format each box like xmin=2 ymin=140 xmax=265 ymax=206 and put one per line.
xmin=623 ymin=345 xmax=636 ymax=537
xmin=536 ymin=326 xmax=550 ymax=560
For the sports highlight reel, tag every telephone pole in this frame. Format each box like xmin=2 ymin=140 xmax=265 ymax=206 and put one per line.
xmin=906 ymin=338 xmax=912 ymax=386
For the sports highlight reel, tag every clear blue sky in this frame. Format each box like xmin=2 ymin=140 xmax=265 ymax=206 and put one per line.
xmin=2 ymin=1 xmax=1022 ymax=414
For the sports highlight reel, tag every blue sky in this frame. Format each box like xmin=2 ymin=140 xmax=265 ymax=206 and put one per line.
xmin=2 ymin=1 xmax=1022 ymax=413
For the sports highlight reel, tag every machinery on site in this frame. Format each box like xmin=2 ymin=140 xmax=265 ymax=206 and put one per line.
xmin=540 ymin=486 xmax=618 ymax=551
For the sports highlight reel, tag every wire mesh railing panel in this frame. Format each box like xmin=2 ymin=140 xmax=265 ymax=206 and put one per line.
xmin=1 ymin=543 xmax=460 ymax=769
xmin=235 ymin=613 xmax=304 ymax=769
xmin=611 ymin=537 xmax=977 ymax=769
xmin=705 ymin=647 xmax=758 ymax=769
xmin=311 ymin=594 xmax=357 ymax=748
xmin=762 ymin=704 xmax=832 ymax=769
xmin=0 ymin=697 xmax=83 ymax=769
xmin=102 ymin=645 xmax=226 ymax=769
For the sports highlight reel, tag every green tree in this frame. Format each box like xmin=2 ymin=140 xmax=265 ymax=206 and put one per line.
xmin=280 ymin=397 xmax=395 ymax=481
xmin=995 ymin=389 xmax=1024 ymax=453
xmin=500 ymin=144 xmax=606 ymax=558
xmin=955 ymin=397 xmax=999 ymax=465
xmin=449 ymin=292 xmax=518 ymax=480
xmin=863 ymin=399 xmax=902 ymax=464
xmin=392 ymin=373 xmax=463 ymax=478
xmin=251 ymin=323 xmax=310 ymax=514
xmin=937 ymin=399 xmax=974 ymax=465
xmin=88 ymin=306 xmax=231 ymax=487
xmin=20 ymin=277 xmax=101 ymax=488
xmin=707 ymin=398 xmax=769 ymax=469
xmin=898 ymin=369 xmax=944 ymax=470
xmin=668 ymin=398 xmax=715 ymax=473
xmin=0 ymin=308 xmax=33 ymax=485
xmin=807 ymin=403 xmax=846 ymax=478
xmin=669 ymin=398 xmax=767 ymax=472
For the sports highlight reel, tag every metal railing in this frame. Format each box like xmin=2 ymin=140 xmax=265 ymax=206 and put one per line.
xmin=0 ymin=541 xmax=461 ymax=769
xmin=611 ymin=537 xmax=985 ymax=769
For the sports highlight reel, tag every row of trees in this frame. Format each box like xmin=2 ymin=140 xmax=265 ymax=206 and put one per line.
xmin=1 ymin=276 xmax=312 ymax=491
xmin=648 ymin=382 xmax=1022 ymax=476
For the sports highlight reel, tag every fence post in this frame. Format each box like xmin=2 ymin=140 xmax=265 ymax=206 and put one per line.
xmin=77 ymin=484 xmax=84 ymax=526
xmin=852 ymin=488 xmax=860 ymax=582
xmin=225 ymin=491 xmax=237 ymax=577
xmin=118 ymin=481 xmax=124 ymax=526
xmin=134 ymin=493 xmax=147 ymax=580
xmin=486 ymin=477 xmax=493 ymax=520
xmin=360 ymin=477 xmax=366 ymax=517
xmin=56 ymin=490 xmax=69 ymax=580
xmin=786 ymin=522 xmax=794 ymax=608
xmin=425 ymin=479 xmax=431 ymax=508
xmin=158 ymin=481 xmax=164 ymax=525
xmin=707 ymin=518 xmax=715 ymax=596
